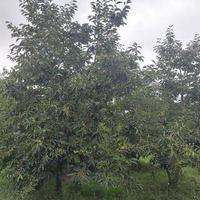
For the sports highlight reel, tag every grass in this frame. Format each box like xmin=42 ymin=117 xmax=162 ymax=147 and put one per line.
xmin=0 ymin=170 xmax=15 ymax=200
xmin=131 ymin=167 xmax=200 ymax=200
xmin=0 ymin=167 xmax=200 ymax=200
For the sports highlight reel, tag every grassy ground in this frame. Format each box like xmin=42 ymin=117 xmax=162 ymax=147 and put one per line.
xmin=0 ymin=167 xmax=200 ymax=200
xmin=131 ymin=167 xmax=200 ymax=200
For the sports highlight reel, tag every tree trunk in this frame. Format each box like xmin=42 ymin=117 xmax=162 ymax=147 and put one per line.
xmin=166 ymin=167 xmax=172 ymax=186
xmin=55 ymin=163 xmax=63 ymax=194
xmin=165 ymin=167 xmax=181 ymax=187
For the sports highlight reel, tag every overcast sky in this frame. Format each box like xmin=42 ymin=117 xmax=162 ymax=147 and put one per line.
xmin=1 ymin=0 xmax=200 ymax=71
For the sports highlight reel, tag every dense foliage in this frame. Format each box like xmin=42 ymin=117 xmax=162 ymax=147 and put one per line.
xmin=0 ymin=0 xmax=200 ymax=199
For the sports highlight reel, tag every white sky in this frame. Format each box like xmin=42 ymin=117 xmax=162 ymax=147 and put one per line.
xmin=1 ymin=0 xmax=200 ymax=71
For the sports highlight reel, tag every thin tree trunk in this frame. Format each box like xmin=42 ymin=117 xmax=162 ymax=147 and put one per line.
xmin=166 ymin=167 xmax=180 ymax=187
xmin=55 ymin=163 xmax=63 ymax=194
xmin=166 ymin=168 xmax=172 ymax=186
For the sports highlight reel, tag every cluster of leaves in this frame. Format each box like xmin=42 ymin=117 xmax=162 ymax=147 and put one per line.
xmin=0 ymin=0 xmax=200 ymax=198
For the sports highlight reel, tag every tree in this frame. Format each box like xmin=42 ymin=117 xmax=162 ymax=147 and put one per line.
xmin=149 ymin=26 xmax=199 ymax=186
xmin=178 ymin=35 xmax=200 ymax=171
xmin=1 ymin=0 xmax=138 ymax=197
xmin=1 ymin=0 xmax=92 ymax=196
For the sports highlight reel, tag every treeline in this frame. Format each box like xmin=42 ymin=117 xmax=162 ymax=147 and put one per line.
xmin=0 ymin=0 xmax=200 ymax=198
